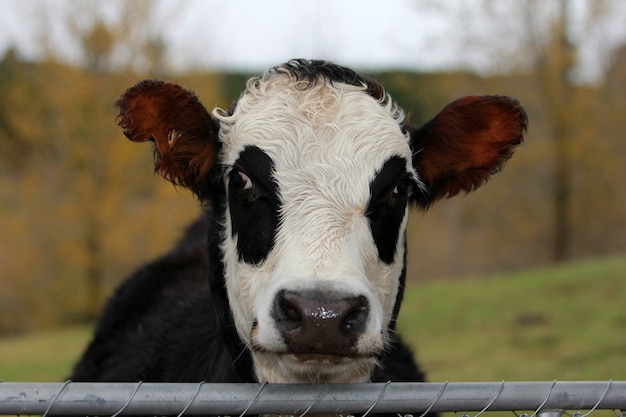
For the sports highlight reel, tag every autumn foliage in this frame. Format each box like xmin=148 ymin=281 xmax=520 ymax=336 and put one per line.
xmin=1 ymin=46 xmax=625 ymax=334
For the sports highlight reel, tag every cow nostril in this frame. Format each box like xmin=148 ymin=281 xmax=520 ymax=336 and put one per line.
xmin=274 ymin=290 xmax=303 ymax=324
xmin=342 ymin=295 xmax=368 ymax=335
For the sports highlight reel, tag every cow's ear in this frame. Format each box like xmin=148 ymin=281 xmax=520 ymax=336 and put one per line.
xmin=116 ymin=80 xmax=219 ymax=198
xmin=408 ymin=95 xmax=527 ymax=209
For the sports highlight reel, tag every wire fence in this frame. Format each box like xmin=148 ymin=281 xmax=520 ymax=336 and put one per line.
xmin=0 ymin=381 xmax=623 ymax=416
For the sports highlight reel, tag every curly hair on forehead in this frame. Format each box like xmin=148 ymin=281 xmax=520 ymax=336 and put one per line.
xmin=223 ymin=59 xmax=391 ymax=120
xmin=270 ymin=59 xmax=388 ymax=102
xmin=273 ymin=59 xmax=364 ymax=85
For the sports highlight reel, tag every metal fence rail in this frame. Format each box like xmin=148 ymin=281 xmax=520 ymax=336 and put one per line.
xmin=0 ymin=381 xmax=623 ymax=416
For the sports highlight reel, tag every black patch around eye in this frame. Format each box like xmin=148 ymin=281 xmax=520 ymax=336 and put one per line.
xmin=228 ymin=146 xmax=280 ymax=264
xmin=366 ymin=156 xmax=412 ymax=264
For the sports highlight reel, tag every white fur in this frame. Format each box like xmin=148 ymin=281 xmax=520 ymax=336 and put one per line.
xmin=213 ymin=72 xmax=415 ymax=383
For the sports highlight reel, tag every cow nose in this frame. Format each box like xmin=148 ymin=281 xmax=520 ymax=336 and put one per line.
xmin=272 ymin=289 xmax=369 ymax=357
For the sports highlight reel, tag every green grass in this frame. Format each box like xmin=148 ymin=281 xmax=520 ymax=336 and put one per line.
xmin=398 ymin=255 xmax=626 ymax=383
xmin=0 ymin=256 xmax=624 ymax=416
xmin=0 ymin=325 xmax=91 ymax=381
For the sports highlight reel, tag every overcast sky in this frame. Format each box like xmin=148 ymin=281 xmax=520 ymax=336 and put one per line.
xmin=1 ymin=0 xmax=625 ymax=81
xmin=0 ymin=0 xmax=466 ymax=71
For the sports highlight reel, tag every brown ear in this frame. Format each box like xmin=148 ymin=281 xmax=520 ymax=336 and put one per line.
xmin=409 ymin=95 xmax=527 ymax=208
xmin=116 ymin=80 xmax=219 ymax=197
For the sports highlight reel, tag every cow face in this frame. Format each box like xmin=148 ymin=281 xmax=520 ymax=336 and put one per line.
xmin=115 ymin=59 xmax=527 ymax=384
xmin=214 ymin=68 xmax=418 ymax=383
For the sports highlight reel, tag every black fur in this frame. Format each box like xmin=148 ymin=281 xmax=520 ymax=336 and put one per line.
xmin=228 ymin=146 xmax=281 ymax=264
xmin=70 ymin=211 xmax=426 ymax=385
xmin=278 ymin=59 xmax=369 ymax=89
xmin=367 ymin=156 xmax=414 ymax=264
xmin=70 ymin=217 xmax=211 ymax=382
xmin=69 ymin=216 xmax=428 ymax=417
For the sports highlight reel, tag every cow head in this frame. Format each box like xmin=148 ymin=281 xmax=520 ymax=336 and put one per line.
xmin=116 ymin=59 xmax=527 ymax=384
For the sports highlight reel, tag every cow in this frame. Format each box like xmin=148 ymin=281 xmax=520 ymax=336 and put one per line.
xmin=70 ymin=59 xmax=526 ymax=391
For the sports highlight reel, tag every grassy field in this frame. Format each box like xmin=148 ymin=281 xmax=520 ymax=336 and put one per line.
xmin=398 ymin=255 xmax=625 ymax=383
xmin=0 ymin=325 xmax=90 ymax=381
xmin=0 ymin=255 xmax=624 ymax=414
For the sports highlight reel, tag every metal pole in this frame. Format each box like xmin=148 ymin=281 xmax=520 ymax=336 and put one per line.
xmin=0 ymin=381 xmax=623 ymax=416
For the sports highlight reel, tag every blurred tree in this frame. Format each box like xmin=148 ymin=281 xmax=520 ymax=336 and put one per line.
xmin=411 ymin=0 xmax=626 ymax=264
xmin=0 ymin=1 xmax=206 ymax=328
xmin=61 ymin=6 xmax=137 ymax=319
xmin=0 ymin=49 xmax=55 ymax=171
xmin=520 ymin=0 xmax=626 ymax=261
xmin=0 ymin=1 xmax=228 ymax=332
xmin=59 ymin=1 xmax=189 ymax=319
xmin=533 ymin=0 xmax=577 ymax=261
xmin=593 ymin=44 xmax=626 ymax=254
xmin=0 ymin=49 xmax=30 ymax=168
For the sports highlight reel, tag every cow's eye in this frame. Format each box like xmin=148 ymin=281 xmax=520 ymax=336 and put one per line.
xmin=393 ymin=179 xmax=412 ymax=197
xmin=230 ymin=170 xmax=253 ymax=191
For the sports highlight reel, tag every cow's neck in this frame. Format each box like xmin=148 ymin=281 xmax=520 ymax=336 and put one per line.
xmin=206 ymin=197 xmax=255 ymax=382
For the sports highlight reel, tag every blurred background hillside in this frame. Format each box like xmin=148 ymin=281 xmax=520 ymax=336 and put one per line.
xmin=0 ymin=0 xmax=625 ymax=337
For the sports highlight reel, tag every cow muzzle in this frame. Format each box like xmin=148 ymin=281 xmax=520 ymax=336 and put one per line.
xmin=271 ymin=289 xmax=370 ymax=358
